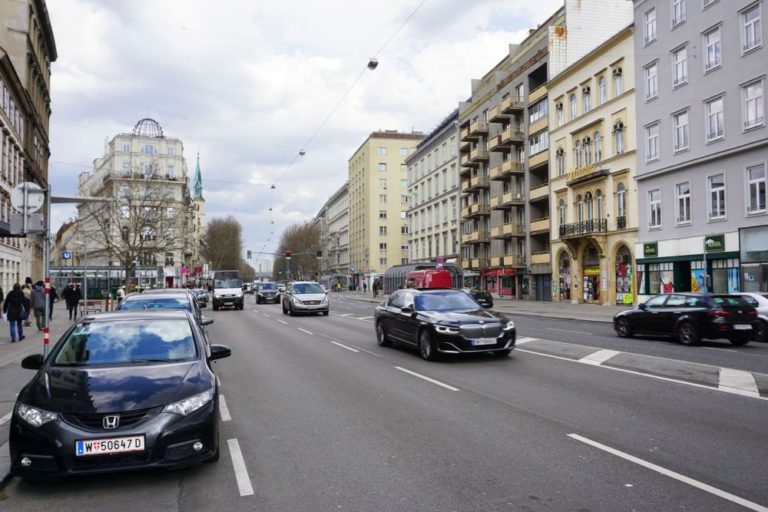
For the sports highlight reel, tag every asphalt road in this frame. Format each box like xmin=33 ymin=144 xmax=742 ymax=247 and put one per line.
xmin=1 ymin=294 xmax=766 ymax=511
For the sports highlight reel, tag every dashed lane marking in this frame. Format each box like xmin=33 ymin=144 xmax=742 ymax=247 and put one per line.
xmin=331 ymin=341 xmax=359 ymax=353
xmin=719 ymin=368 xmax=760 ymax=398
xmin=219 ymin=394 xmax=232 ymax=422
xmin=298 ymin=328 xmax=314 ymax=335
xmin=395 ymin=367 xmax=460 ymax=392
xmin=356 ymin=316 xmax=374 ymax=321
xmin=547 ymin=327 xmax=592 ymax=335
xmin=579 ymin=349 xmax=621 ymax=366
xmin=276 ymin=319 xmax=287 ymax=325
xmin=227 ymin=439 xmax=254 ymax=497
xmin=0 ymin=412 xmax=11 ymax=426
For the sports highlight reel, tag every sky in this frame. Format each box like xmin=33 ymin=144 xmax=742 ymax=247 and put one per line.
xmin=46 ymin=0 xmax=564 ymax=266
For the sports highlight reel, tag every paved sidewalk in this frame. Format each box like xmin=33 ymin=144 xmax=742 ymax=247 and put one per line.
xmin=335 ymin=290 xmax=630 ymax=323
xmin=0 ymin=308 xmax=77 ymax=367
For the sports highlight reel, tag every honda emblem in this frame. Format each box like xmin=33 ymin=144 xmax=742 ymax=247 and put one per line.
xmin=103 ymin=415 xmax=120 ymax=430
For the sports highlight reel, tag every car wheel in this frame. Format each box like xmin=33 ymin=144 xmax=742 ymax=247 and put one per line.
xmin=615 ymin=318 xmax=633 ymax=338
xmin=322 ymin=310 xmax=329 ymax=316
xmin=418 ymin=330 xmax=438 ymax=361
xmin=213 ymin=304 xmax=219 ymax=311
xmin=677 ymin=321 xmax=700 ymax=346
xmin=755 ymin=320 xmax=768 ymax=343
xmin=729 ymin=336 xmax=750 ymax=346
xmin=376 ymin=322 xmax=392 ymax=347
xmin=287 ymin=304 xmax=295 ymax=316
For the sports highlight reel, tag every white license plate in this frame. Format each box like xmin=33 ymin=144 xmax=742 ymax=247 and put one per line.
xmin=472 ymin=337 xmax=497 ymax=346
xmin=76 ymin=435 xmax=145 ymax=457
xmin=734 ymin=324 xmax=752 ymax=330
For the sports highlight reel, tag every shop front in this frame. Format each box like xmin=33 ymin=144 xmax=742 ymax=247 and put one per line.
xmin=581 ymin=244 xmax=601 ymax=304
xmin=615 ymin=245 xmax=633 ymax=305
xmin=740 ymin=225 xmax=768 ymax=292
xmin=558 ymin=250 xmax=571 ymax=301
xmin=483 ymin=268 xmax=517 ymax=297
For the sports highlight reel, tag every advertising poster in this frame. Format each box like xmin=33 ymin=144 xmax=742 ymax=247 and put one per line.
xmin=661 ymin=271 xmax=674 ymax=293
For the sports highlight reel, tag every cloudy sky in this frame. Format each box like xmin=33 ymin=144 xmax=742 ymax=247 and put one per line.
xmin=47 ymin=0 xmax=563 ymax=264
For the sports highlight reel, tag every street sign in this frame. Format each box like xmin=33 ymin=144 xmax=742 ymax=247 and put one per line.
xmin=11 ymin=182 xmax=45 ymax=213
xmin=62 ymin=251 xmax=72 ymax=260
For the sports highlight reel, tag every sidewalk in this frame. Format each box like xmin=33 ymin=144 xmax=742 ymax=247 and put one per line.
xmin=0 ymin=307 xmax=76 ymax=367
xmin=335 ymin=290 xmax=630 ymax=323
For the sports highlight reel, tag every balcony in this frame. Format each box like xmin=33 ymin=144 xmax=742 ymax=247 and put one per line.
xmin=460 ymin=123 xmax=472 ymax=141
xmin=472 ymin=257 xmax=491 ymax=270
xmin=490 ymin=195 xmax=502 ymax=209
xmin=461 ymin=259 xmax=472 ymax=270
xmin=488 ymin=104 xmax=509 ymax=123
xmin=528 ymin=84 xmax=547 ymax=104
xmin=469 ymin=119 xmax=489 ymax=136
xmin=460 ymin=153 xmax=472 ymax=167
xmin=491 ymin=226 xmax=504 ymax=239
xmin=528 ymin=116 xmax=548 ymax=135
xmin=459 ymin=138 xmax=471 ymax=153
xmin=531 ymin=252 xmax=550 ymax=265
xmin=469 ymin=147 xmax=489 ymax=163
xmin=462 ymin=230 xmax=491 ymax=244
xmin=529 ymin=184 xmax=549 ymax=202
xmin=529 ymin=150 xmax=549 ymax=169
xmin=460 ymin=180 xmax=471 ymax=193
xmin=558 ymin=219 xmax=608 ymax=238
xmin=530 ymin=217 xmax=550 ymax=233
xmin=616 ymin=215 xmax=627 ymax=230
xmin=491 ymin=256 xmax=503 ymax=267
xmin=469 ymin=174 xmax=490 ymax=190
xmin=501 ymin=125 xmax=525 ymax=145
xmin=501 ymin=95 xmax=524 ymax=114
xmin=469 ymin=202 xmax=490 ymax=216
xmin=461 ymin=206 xmax=471 ymax=219
xmin=503 ymin=223 xmax=526 ymax=237
xmin=503 ymin=191 xmax=525 ymax=206
xmin=503 ymin=254 xmax=526 ymax=267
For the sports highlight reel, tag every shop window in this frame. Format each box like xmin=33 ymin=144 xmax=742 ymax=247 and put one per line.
xmin=648 ymin=262 xmax=673 ymax=294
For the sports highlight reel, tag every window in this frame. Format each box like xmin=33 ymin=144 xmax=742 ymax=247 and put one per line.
xmin=378 ymin=162 xmax=387 ymax=172
xmin=379 ymin=194 xmax=387 ymax=203
xmin=743 ymin=78 xmax=765 ymax=129
xmin=747 ymin=163 xmax=766 ymax=214
xmin=597 ymin=190 xmax=604 ymax=219
xmin=122 ymin=143 xmax=130 ymax=152
xmin=672 ymin=0 xmax=686 ymax=26
xmin=141 ymin=144 xmax=156 ymax=154
xmin=379 ymin=258 xmax=387 ymax=266
xmin=556 ymin=148 xmax=565 ymax=176
xmin=379 ymin=210 xmax=387 ymax=219
xmin=529 ymin=99 xmax=548 ymax=123
xmin=582 ymin=87 xmax=591 ymax=112
xmin=747 ymin=163 xmax=767 ymax=213
xmin=556 ymin=103 xmax=564 ymax=126
xmin=676 ymin=182 xmax=691 ymax=224
xmin=648 ymin=189 xmax=662 ymax=228
xmin=166 ymin=165 xmax=175 ymax=178
xmin=617 ymin=183 xmax=626 ymax=220
xmin=167 ymin=147 xmax=175 ymax=156
xmin=708 ymin=174 xmax=726 ymax=220
xmin=378 ymin=147 xmax=387 ymax=156
xmin=122 ymin=162 xmax=130 ymax=175
xmin=646 ymin=123 xmax=660 ymax=162
xmin=379 ymin=226 xmax=387 ymax=235
xmin=594 ymin=131 xmax=602 ymax=162
xmin=644 ymin=8 xmax=657 ymax=44
xmin=613 ymin=68 xmax=623 ymax=96
xmin=575 ymin=140 xmax=582 ymax=168
xmin=585 ymin=192 xmax=594 ymax=220
xmin=742 ymin=4 xmax=762 ymax=52
xmin=645 ymin=62 xmax=658 ymax=100
xmin=379 ymin=243 xmax=387 ymax=250
xmin=703 ymin=26 xmax=722 ymax=71
xmin=515 ymin=83 xmax=524 ymax=100
xmin=674 ymin=110 xmax=689 ymax=152
xmin=703 ymin=0 xmax=718 ymax=8
xmin=577 ymin=195 xmax=584 ymax=222
xmin=529 ymin=131 xmax=549 ymax=155
xmin=570 ymin=93 xmax=578 ymax=119
xmin=120 ymin=206 xmax=130 ymax=219
xmin=613 ymin=122 xmax=625 ymax=155
xmin=598 ymin=77 xmax=607 ymax=104
xmin=142 ymin=162 xmax=153 ymax=176
xmin=558 ymin=199 xmax=566 ymax=226
xmin=583 ymin=137 xmax=592 ymax=165
xmin=400 ymin=148 xmax=408 ymax=157
xmin=706 ymin=96 xmax=725 ymax=141
xmin=672 ymin=46 xmax=688 ymax=86
xmin=379 ymin=178 xmax=387 ymax=188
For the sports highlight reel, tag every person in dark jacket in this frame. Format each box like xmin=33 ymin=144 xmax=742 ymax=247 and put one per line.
xmin=31 ymin=280 xmax=46 ymax=331
xmin=22 ymin=277 xmax=33 ymax=327
xmin=62 ymin=282 xmax=82 ymax=321
xmin=49 ymin=284 xmax=58 ymax=320
xmin=3 ymin=283 xmax=30 ymax=342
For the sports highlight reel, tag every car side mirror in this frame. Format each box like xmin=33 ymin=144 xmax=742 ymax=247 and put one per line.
xmin=21 ymin=354 xmax=43 ymax=370
xmin=639 ymin=303 xmax=648 ymax=311
xmin=401 ymin=306 xmax=414 ymax=314
xmin=201 ymin=317 xmax=214 ymax=326
xmin=209 ymin=344 xmax=231 ymax=361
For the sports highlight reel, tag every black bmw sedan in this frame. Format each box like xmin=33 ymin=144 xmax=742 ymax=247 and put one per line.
xmin=9 ymin=310 xmax=231 ymax=480
xmin=374 ymin=288 xmax=516 ymax=361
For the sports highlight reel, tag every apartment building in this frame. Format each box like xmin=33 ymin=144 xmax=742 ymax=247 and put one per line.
xmin=316 ymin=182 xmax=349 ymax=287
xmin=0 ymin=0 xmax=56 ymax=282
xmin=458 ymin=9 xmax=564 ymax=299
xmin=348 ymin=131 xmax=423 ymax=289
xmin=633 ymin=0 xmax=768 ymax=298
xmin=549 ymin=25 xmax=638 ymax=305
xmin=406 ymin=109 xmax=460 ymax=265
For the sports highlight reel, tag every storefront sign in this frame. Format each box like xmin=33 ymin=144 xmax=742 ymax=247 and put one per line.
xmin=566 ymin=165 xmax=610 ymax=186
xmin=584 ymin=267 xmax=600 ymax=276
xmin=704 ymin=234 xmax=725 ymax=253
xmin=643 ymin=242 xmax=658 ymax=257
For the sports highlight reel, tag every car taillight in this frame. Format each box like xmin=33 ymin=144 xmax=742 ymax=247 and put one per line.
xmin=748 ymin=309 xmax=757 ymax=317
xmin=708 ymin=309 xmax=729 ymax=317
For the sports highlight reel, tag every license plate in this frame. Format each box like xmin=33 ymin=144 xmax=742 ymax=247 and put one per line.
xmin=734 ymin=324 xmax=752 ymax=330
xmin=472 ymin=337 xmax=497 ymax=346
xmin=76 ymin=435 xmax=145 ymax=457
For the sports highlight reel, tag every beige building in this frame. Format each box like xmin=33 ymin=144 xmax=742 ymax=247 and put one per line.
xmin=548 ymin=25 xmax=638 ymax=305
xmin=348 ymin=130 xmax=422 ymax=289
xmin=0 ymin=0 xmax=56 ymax=283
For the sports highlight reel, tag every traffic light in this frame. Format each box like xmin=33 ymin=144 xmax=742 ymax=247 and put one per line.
xmin=247 ymin=250 xmax=252 ymax=259
xmin=285 ymin=249 xmax=292 ymax=258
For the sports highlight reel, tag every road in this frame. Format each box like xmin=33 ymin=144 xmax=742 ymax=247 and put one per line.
xmin=1 ymin=294 xmax=767 ymax=511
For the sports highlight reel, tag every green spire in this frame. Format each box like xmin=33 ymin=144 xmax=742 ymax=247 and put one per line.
xmin=192 ymin=151 xmax=203 ymax=200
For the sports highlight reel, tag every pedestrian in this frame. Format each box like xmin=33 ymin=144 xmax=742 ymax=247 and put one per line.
xmin=21 ymin=277 xmax=33 ymax=327
xmin=49 ymin=284 xmax=58 ymax=320
xmin=363 ymin=281 xmax=367 ymax=294
xmin=116 ymin=286 xmax=125 ymax=308
xmin=31 ymin=280 xmax=46 ymax=331
xmin=372 ymin=278 xmax=379 ymax=298
xmin=62 ymin=282 xmax=80 ymax=320
xmin=3 ymin=283 xmax=30 ymax=342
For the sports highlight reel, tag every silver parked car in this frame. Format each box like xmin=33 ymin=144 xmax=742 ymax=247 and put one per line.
xmin=734 ymin=292 xmax=768 ymax=342
xmin=281 ymin=281 xmax=329 ymax=316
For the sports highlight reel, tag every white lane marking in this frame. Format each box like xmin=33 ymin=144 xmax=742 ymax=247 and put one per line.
xmin=357 ymin=316 xmax=374 ymax=321
xmin=0 ymin=411 xmax=11 ymax=426
xmin=515 ymin=336 xmax=539 ymax=345
xmin=331 ymin=341 xmax=359 ymax=353
xmin=216 ymin=375 xmax=221 ymax=387
xmin=298 ymin=328 xmax=314 ymax=335
xmin=568 ymin=433 xmax=768 ymax=512
xmin=219 ymin=394 xmax=232 ymax=422
xmin=579 ymin=349 xmax=621 ymax=366
xmin=395 ymin=367 xmax=459 ymax=392
xmin=276 ymin=319 xmax=287 ymax=325
xmin=340 ymin=313 xmax=354 ymax=317
xmin=719 ymin=368 xmax=760 ymax=397
xmin=547 ymin=327 xmax=592 ymax=335
xmin=227 ymin=439 xmax=254 ymax=497
xmin=263 ymin=314 xmax=272 ymax=318
xmin=516 ymin=348 xmax=768 ymax=402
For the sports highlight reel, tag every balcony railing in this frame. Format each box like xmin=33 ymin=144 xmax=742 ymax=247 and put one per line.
xmin=616 ymin=215 xmax=627 ymax=230
xmin=500 ymin=95 xmax=524 ymax=114
xmin=559 ymin=219 xmax=608 ymax=238
xmin=503 ymin=254 xmax=526 ymax=267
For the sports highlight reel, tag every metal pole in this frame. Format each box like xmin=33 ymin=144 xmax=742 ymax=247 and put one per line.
xmin=703 ymin=238 xmax=707 ymax=293
xmin=43 ymin=185 xmax=51 ymax=358
xmin=83 ymin=240 xmax=88 ymax=311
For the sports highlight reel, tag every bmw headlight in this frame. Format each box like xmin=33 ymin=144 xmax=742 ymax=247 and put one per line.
xmin=16 ymin=403 xmax=58 ymax=428
xmin=435 ymin=325 xmax=460 ymax=335
xmin=503 ymin=320 xmax=516 ymax=331
xmin=163 ymin=389 xmax=214 ymax=416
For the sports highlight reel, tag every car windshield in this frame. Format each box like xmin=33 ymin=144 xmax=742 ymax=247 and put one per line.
xmin=292 ymin=283 xmax=324 ymax=294
xmin=215 ymin=279 xmax=241 ymax=288
xmin=415 ymin=292 xmax=480 ymax=312
xmin=260 ymin=283 xmax=277 ymax=290
xmin=120 ymin=297 xmax=190 ymax=311
xmin=53 ymin=319 xmax=197 ymax=366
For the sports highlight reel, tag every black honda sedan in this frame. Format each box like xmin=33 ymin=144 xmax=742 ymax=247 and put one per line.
xmin=9 ymin=310 xmax=231 ymax=480
xmin=374 ymin=289 xmax=516 ymax=361
xmin=613 ymin=293 xmax=757 ymax=346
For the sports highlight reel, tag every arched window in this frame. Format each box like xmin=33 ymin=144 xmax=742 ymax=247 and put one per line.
xmin=596 ymin=190 xmax=604 ymax=219
xmin=598 ymin=76 xmax=607 ymax=104
xmin=556 ymin=148 xmax=565 ymax=176
xmin=559 ymin=198 xmax=566 ymax=226
xmin=613 ymin=121 xmax=625 ymax=155
xmin=594 ymin=131 xmax=602 ymax=162
xmin=585 ymin=191 xmax=594 ymax=221
xmin=577 ymin=194 xmax=584 ymax=223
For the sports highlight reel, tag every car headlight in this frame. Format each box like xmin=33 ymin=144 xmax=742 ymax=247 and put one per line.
xmin=163 ymin=389 xmax=214 ymax=416
xmin=503 ymin=320 xmax=515 ymax=331
xmin=16 ymin=403 xmax=58 ymax=428
xmin=435 ymin=325 xmax=460 ymax=334
xmin=293 ymin=297 xmax=303 ymax=305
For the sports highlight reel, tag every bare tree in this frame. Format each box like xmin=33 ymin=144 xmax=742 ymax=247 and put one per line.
xmin=202 ymin=216 xmax=243 ymax=270
xmin=273 ymin=222 xmax=321 ymax=281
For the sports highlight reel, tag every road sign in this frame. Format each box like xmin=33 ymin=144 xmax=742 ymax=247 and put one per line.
xmin=62 ymin=251 xmax=72 ymax=260
xmin=11 ymin=182 xmax=45 ymax=213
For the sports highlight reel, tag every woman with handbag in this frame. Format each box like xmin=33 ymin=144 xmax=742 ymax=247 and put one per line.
xmin=3 ymin=283 xmax=30 ymax=342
